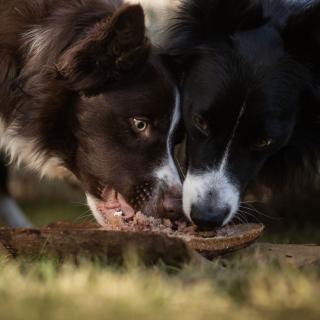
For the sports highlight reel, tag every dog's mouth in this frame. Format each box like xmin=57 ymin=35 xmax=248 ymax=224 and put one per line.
xmin=97 ymin=186 xmax=136 ymax=221
xmin=86 ymin=183 xmax=155 ymax=226
xmin=86 ymin=187 xmax=135 ymax=225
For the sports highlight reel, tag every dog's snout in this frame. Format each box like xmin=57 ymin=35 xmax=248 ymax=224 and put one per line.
xmin=161 ymin=186 xmax=183 ymax=219
xmin=190 ymin=205 xmax=230 ymax=230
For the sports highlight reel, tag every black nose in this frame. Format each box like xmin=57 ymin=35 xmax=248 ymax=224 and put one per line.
xmin=191 ymin=205 xmax=230 ymax=230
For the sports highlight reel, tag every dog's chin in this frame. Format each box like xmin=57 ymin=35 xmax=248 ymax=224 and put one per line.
xmin=86 ymin=186 xmax=136 ymax=226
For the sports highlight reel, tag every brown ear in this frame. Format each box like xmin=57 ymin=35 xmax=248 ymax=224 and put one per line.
xmin=56 ymin=4 xmax=150 ymax=96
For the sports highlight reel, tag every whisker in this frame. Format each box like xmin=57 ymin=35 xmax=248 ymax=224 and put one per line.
xmin=234 ymin=211 xmax=248 ymax=224
xmin=240 ymin=203 xmax=281 ymax=221
xmin=234 ymin=215 xmax=246 ymax=224
xmin=71 ymin=202 xmax=88 ymax=207
xmin=73 ymin=209 xmax=93 ymax=223
xmin=238 ymin=208 xmax=262 ymax=223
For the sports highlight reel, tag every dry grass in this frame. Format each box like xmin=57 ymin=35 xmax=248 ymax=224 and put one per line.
xmin=0 ymin=256 xmax=319 ymax=320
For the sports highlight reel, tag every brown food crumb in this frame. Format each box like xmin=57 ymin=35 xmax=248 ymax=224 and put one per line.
xmin=102 ymin=211 xmax=217 ymax=238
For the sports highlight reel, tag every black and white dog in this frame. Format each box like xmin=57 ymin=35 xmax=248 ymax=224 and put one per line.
xmin=0 ymin=0 xmax=182 ymax=227
xmin=166 ymin=0 xmax=320 ymax=229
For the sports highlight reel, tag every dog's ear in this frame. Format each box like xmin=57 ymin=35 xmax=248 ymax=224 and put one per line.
xmin=168 ymin=0 xmax=264 ymax=47
xmin=163 ymin=0 xmax=264 ymax=68
xmin=282 ymin=4 xmax=320 ymax=65
xmin=56 ymin=4 xmax=150 ymax=96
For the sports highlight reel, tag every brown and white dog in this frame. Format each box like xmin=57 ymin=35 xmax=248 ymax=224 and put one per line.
xmin=0 ymin=0 xmax=182 ymax=226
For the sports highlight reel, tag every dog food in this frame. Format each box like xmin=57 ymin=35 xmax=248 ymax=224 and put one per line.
xmin=102 ymin=211 xmax=217 ymax=238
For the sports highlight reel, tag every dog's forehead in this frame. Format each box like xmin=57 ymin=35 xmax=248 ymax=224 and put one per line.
xmin=184 ymin=55 xmax=230 ymax=111
xmin=85 ymin=63 xmax=176 ymax=118
xmin=183 ymin=52 xmax=248 ymax=117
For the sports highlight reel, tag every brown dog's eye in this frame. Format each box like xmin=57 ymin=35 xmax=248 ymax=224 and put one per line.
xmin=192 ymin=114 xmax=209 ymax=136
xmin=130 ymin=117 xmax=150 ymax=134
xmin=253 ymin=138 xmax=273 ymax=150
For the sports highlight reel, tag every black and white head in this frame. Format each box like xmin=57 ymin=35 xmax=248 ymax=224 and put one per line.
xmin=165 ymin=0 xmax=320 ymax=229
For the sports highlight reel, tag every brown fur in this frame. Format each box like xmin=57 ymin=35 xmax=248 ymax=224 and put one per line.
xmin=0 ymin=0 xmax=181 ymax=221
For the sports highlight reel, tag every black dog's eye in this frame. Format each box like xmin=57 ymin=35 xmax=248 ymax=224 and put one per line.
xmin=253 ymin=138 xmax=273 ymax=150
xmin=130 ymin=117 xmax=150 ymax=133
xmin=192 ymin=114 xmax=209 ymax=136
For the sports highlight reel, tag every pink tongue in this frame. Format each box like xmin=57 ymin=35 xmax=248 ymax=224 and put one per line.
xmin=98 ymin=187 xmax=135 ymax=219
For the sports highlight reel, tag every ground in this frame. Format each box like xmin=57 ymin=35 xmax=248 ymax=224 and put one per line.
xmin=0 ymin=252 xmax=320 ymax=320
xmin=0 ymin=200 xmax=319 ymax=320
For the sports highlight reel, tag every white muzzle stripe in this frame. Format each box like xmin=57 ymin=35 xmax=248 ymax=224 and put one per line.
xmin=182 ymin=103 xmax=246 ymax=225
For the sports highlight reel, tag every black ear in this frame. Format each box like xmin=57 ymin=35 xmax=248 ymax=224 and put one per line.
xmin=167 ymin=0 xmax=264 ymax=49
xmin=282 ymin=4 xmax=320 ymax=65
xmin=56 ymin=4 xmax=150 ymax=96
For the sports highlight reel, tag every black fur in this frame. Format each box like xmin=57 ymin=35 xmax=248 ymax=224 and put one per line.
xmin=165 ymin=0 xmax=320 ymax=227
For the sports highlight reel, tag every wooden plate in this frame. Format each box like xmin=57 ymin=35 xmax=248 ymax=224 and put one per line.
xmin=0 ymin=222 xmax=264 ymax=265
xmin=178 ymin=223 xmax=265 ymax=259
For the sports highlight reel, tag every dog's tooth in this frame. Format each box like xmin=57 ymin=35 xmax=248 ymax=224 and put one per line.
xmin=114 ymin=209 xmax=124 ymax=217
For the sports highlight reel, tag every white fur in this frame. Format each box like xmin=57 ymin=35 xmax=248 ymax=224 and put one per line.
xmin=0 ymin=118 xmax=68 ymax=179
xmin=183 ymin=170 xmax=240 ymax=225
xmin=86 ymin=193 xmax=105 ymax=225
xmin=154 ymin=90 xmax=182 ymax=188
xmin=23 ymin=26 xmax=52 ymax=60
xmin=183 ymin=103 xmax=246 ymax=225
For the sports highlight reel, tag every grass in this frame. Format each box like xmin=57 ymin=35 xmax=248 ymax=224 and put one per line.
xmin=0 ymin=256 xmax=319 ymax=320
xmin=0 ymin=201 xmax=319 ymax=319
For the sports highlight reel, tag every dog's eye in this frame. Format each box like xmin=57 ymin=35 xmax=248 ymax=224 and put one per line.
xmin=192 ymin=114 xmax=208 ymax=136
xmin=131 ymin=117 xmax=149 ymax=133
xmin=253 ymin=138 xmax=273 ymax=150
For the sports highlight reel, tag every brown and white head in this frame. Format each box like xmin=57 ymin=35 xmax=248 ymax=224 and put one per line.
xmin=54 ymin=4 xmax=183 ymax=223
xmin=0 ymin=3 xmax=183 ymax=225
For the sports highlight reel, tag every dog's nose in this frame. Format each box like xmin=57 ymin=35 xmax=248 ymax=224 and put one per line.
xmin=161 ymin=187 xmax=183 ymax=219
xmin=191 ymin=205 xmax=230 ymax=230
